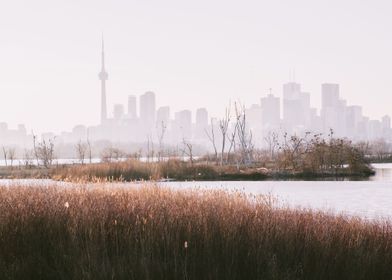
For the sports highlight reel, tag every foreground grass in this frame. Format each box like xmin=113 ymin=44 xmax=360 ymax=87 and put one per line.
xmin=0 ymin=184 xmax=391 ymax=279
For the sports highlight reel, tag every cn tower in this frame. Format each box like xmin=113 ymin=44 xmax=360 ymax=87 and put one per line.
xmin=98 ymin=35 xmax=108 ymax=124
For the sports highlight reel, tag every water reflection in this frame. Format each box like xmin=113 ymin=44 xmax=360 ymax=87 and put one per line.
xmin=370 ymin=163 xmax=392 ymax=181
xmin=160 ymin=164 xmax=392 ymax=220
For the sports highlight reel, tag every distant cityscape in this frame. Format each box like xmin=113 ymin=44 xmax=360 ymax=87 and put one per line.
xmin=0 ymin=39 xmax=391 ymax=154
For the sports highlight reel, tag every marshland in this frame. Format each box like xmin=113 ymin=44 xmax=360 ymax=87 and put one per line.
xmin=0 ymin=128 xmax=391 ymax=279
xmin=1 ymin=183 xmax=392 ymax=280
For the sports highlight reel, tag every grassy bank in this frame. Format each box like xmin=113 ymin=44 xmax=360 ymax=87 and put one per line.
xmin=49 ymin=159 xmax=374 ymax=182
xmin=0 ymin=184 xmax=391 ymax=279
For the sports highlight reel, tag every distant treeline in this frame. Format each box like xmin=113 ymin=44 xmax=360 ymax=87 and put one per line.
xmin=51 ymin=131 xmax=374 ymax=182
xmin=0 ymin=127 xmax=384 ymax=180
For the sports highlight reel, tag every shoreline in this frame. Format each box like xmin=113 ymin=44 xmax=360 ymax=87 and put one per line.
xmin=0 ymin=161 xmax=376 ymax=182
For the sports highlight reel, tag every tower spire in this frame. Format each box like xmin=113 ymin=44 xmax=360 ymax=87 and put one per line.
xmin=99 ymin=34 xmax=108 ymax=124
xmin=101 ymin=33 xmax=105 ymax=71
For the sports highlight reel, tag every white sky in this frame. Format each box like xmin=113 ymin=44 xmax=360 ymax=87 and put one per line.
xmin=0 ymin=0 xmax=391 ymax=134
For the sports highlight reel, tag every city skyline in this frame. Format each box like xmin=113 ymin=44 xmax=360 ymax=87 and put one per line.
xmin=1 ymin=35 xmax=391 ymax=138
xmin=1 ymin=55 xmax=390 ymax=151
xmin=1 ymin=0 xmax=392 ymax=134
xmin=1 ymin=38 xmax=391 ymax=144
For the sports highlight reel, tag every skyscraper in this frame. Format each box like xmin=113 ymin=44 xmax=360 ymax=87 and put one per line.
xmin=346 ymin=105 xmax=363 ymax=138
xmin=174 ymin=110 xmax=192 ymax=139
xmin=282 ymin=82 xmax=310 ymax=129
xmin=196 ymin=108 xmax=208 ymax=128
xmin=261 ymin=93 xmax=280 ymax=128
xmin=321 ymin=83 xmax=339 ymax=109
xmin=140 ymin=91 xmax=156 ymax=128
xmin=128 ymin=95 xmax=137 ymax=119
xmin=246 ymin=104 xmax=262 ymax=129
xmin=157 ymin=106 xmax=170 ymax=128
xmin=98 ymin=36 xmax=108 ymax=124
xmin=382 ymin=115 xmax=391 ymax=131
xmin=382 ymin=115 xmax=391 ymax=137
xmin=195 ymin=108 xmax=208 ymax=139
xmin=321 ymin=83 xmax=345 ymax=136
xmin=283 ymin=83 xmax=301 ymax=127
xmin=113 ymin=104 xmax=125 ymax=120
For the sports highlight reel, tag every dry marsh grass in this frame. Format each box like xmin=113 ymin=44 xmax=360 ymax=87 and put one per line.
xmin=0 ymin=184 xmax=391 ymax=279
xmin=52 ymin=159 xmax=219 ymax=182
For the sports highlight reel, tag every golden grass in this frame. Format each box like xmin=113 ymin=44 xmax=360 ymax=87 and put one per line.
xmin=0 ymin=183 xmax=391 ymax=279
xmin=52 ymin=159 xmax=219 ymax=182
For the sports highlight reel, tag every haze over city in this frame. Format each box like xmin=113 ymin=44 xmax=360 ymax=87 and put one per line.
xmin=3 ymin=2 xmax=392 ymax=279
xmin=1 ymin=0 xmax=392 ymax=135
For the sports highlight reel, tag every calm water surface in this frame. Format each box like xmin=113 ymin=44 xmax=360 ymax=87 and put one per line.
xmin=160 ymin=163 xmax=392 ymax=220
xmin=1 ymin=163 xmax=391 ymax=220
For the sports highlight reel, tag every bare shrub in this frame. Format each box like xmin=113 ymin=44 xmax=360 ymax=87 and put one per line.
xmin=75 ymin=140 xmax=88 ymax=164
xmin=33 ymin=136 xmax=56 ymax=168
xmin=100 ymin=147 xmax=125 ymax=163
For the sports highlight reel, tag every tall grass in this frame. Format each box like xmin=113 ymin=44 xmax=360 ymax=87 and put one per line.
xmin=0 ymin=184 xmax=391 ymax=279
xmin=52 ymin=159 xmax=219 ymax=182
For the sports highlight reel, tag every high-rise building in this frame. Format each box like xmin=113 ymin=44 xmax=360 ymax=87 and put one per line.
xmin=98 ymin=36 xmax=108 ymax=124
xmin=358 ymin=117 xmax=370 ymax=140
xmin=17 ymin=124 xmax=27 ymax=135
xmin=174 ymin=110 xmax=192 ymax=139
xmin=0 ymin=123 xmax=9 ymax=133
xmin=369 ymin=120 xmax=382 ymax=139
xmin=196 ymin=108 xmax=208 ymax=127
xmin=382 ymin=115 xmax=391 ymax=138
xmin=321 ymin=83 xmax=343 ymax=135
xmin=283 ymin=83 xmax=301 ymax=127
xmin=157 ymin=106 xmax=170 ymax=128
xmin=346 ymin=105 xmax=363 ymax=138
xmin=321 ymin=83 xmax=340 ymax=109
xmin=309 ymin=108 xmax=322 ymax=132
xmin=261 ymin=93 xmax=280 ymax=128
xmin=140 ymin=91 xmax=156 ymax=128
xmin=282 ymin=82 xmax=310 ymax=129
xmin=382 ymin=115 xmax=391 ymax=130
xmin=195 ymin=108 xmax=208 ymax=139
xmin=246 ymin=104 xmax=262 ymax=129
xmin=127 ymin=95 xmax=137 ymax=119
xmin=113 ymin=104 xmax=125 ymax=120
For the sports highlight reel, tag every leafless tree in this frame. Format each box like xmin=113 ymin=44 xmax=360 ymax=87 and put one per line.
xmin=205 ymin=118 xmax=218 ymax=163
xmin=32 ymin=133 xmax=40 ymax=166
xmin=264 ymin=131 xmax=279 ymax=160
xmin=370 ymin=139 xmax=390 ymax=160
xmin=277 ymin=133 xmax=309 ymax=170
xmin=75 ymin=140 xmax=88 ymax=164
xmin=218 ymin=106 xmax=231 ymax=166
xmin=157 ymin=121 xmax=167 ymax=162
xmin=87 ymin=129 xmax=92 ymax=164
xmin=8 ymin=147 xmax=16 ymax=167
xmin=181 ymin=138 xmax=194 ymax=166
xmin=226 ymin=120 xmax=239 ymax=164
xmin=31 ymin=132 xmax=56 ymax=168
xmin=146 ymin=135 xmax=155 ymax=163
xmin=2 ymin=147 xmax=7 ymax=167
xmin=101 ymin=147 xmax=125 ymax=163
xmin=355 ymin=141 xmax=371 ymax=158
xmin=34 ymin=137 xmax=56 ymax=168
xmin=23 ymin=149 xmax=34 ymax=168
xmin=234 ymin=102 xmax=254 ymax=165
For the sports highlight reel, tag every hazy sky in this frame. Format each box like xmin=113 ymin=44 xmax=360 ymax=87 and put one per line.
xmin=1 ymin=0 xmax=391 ymax=134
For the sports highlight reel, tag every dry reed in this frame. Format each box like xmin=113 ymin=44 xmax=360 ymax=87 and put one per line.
xmin=0 ymin=184 xmax=391 ymax=279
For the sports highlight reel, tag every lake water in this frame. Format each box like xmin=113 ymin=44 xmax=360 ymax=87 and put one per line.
xmin=159 ymin=163 xmax=392 ymax=220
xmin=0 ymin=163 xmax=391 ymax=220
